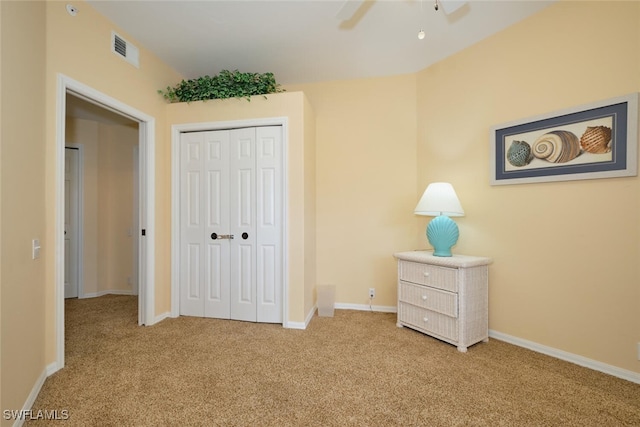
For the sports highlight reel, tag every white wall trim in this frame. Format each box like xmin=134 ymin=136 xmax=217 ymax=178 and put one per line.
xmin=170 ymin=118 xmax=290 ymax=326
xmin=80 ymin=290 xmax=135 ymax=298
xmin=153 ymin=311 xmax=172 ymax=325
xmin=335 ymin=302 xmax=397 ymax=313
xmin=489 ymin=329 xmax=640 ymax=385
xmin=289 ymin=303 xmax=397 ymax=329
xmin=285 ymin=321 xmax=307 ymax=330
xmin=11 ymin=368 xmax=48 ymax=427
xmin=138 ymin=119 xmax=156 ymax=327
xmin=55 ymin=74 xmax=156 ymax=374
xmin=45 ymin=362 xmax=59 ymax=377
xmin=286 ymin=306 xmax=315 ymax=330
xmin=132 ymin=145 xmax=140 ymax=296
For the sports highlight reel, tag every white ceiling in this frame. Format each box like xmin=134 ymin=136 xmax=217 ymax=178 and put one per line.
xmin=84 ymin=0 xmax=555 ymax=85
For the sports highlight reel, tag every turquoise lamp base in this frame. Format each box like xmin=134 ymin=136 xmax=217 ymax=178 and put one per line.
xmin=426 ymin=215 xmax=459 ymax=257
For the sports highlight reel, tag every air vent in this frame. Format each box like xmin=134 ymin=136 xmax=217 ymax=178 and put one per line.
xmin=114 ymin=34 xmax=127 ymax=56
xmin=111 ymin=31 xmax=139 ymax=68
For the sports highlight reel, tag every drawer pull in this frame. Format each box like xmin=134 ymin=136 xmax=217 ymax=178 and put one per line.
xmin=423 ymin=317 xmax=429 ymax=322
xmin=421 ymin=295 xmax=428 ymax=301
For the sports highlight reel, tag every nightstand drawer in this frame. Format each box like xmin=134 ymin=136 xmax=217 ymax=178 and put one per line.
xmin=398 ymin=281 xmax=458 ymax=317
xmin=398 ymin=261 xmax=458 ymax=292
xmin=398 ymin=302 xmax=458 ymax=341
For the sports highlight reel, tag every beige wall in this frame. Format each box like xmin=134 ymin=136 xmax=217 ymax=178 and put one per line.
xmin=0 ymin=0 xmax=47 ymax=422
xmin=166 ymin=92 xmax=316 ymax=322
xmin=416 ymin=1 xmax=640 ymax=372
xmin=286 ymin=75 xmax=419 ymax=308
xmin=66 ymin=118 xmax=99 ymax=293
xmin=97 ymin=122 xmax=138 ymax=293
xmin=302 ymin=95 xmax=317 ymax=315
xmin=45 ymin=0 xmax=183 ymax=363
xmin=3 ymin=0 xmax=639 ymax=416
xmin=66 ymin=117 xmax=138 ymax=295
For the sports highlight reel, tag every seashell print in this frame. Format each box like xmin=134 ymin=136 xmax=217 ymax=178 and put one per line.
xmin=580 ymin=126 xmax=611 ymax=154
xmin=532 ymin=130 xmax=581 ymax=163
xmin=507 ymin=140 xmax=533 ymax=167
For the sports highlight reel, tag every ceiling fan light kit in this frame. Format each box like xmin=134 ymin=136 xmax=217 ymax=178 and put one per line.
xmin=416 ymin=0 xmax=467 ymax=40
xmin=336 ymin=0 xmax=468 ymax=41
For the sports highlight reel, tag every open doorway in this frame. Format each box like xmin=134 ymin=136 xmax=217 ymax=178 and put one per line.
xmin=65 ymin=94 xmax=139 ymax=301
xmin=54 ymin=75 xmax=156 ymax=373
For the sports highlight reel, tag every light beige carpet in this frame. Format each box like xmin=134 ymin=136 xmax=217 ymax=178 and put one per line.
xmin=27 ymin=295 xmax=640 ymax=426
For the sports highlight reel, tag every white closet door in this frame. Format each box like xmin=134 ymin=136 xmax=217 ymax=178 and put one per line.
xmin=179 ymin=130 xmax=231 ymax=318
xmin=229 ymin=128 xmax=257 ymax=322
xmin=179 ymin=126 xmax=282 ymax=323
xmin=255 ymin=126 xmax=283 ymax=323
xmin=204 ymin=131 xmax=231 ymax=318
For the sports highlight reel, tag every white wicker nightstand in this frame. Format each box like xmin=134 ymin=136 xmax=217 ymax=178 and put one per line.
xmin=394 ymin=251 xmax=492 ymax=352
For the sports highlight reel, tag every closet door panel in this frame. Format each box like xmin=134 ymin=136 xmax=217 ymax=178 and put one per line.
xmin=229 ymin=128 xmax=257 ymax=321
xmin=203 ymin=131 xmax=231 ymax=318
xmin=180 ymin=131 xmax=231 ymax=319
xmin=256 ymin=126 xmax=283 ymax=323
xmin=179 ymin=133 xmax=205 ymax=317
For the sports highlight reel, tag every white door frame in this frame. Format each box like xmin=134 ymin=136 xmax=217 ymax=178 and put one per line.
xmin=64 ymin=143 xmax=84 ymax=299
xmin=54 ymin=74 xmax=156 ymax=372
xmin=170 ymin=118 xmax=289 ymax=326
xmin=132 ymin=145 xmax=140 ymax=296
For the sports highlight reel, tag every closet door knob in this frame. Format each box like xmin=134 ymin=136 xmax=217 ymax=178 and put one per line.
xmin=211 ymin=233 xmax=218 ymax=240
xmin=242 ymin=232 xmax=249 ymax=240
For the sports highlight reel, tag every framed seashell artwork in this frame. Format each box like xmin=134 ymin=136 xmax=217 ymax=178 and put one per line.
xmin=490 ymin=92 xmax=638 ymax=185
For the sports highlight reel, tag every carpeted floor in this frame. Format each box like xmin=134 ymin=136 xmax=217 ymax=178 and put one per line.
xmin=27 ymin=295 xmax=640 ymax=426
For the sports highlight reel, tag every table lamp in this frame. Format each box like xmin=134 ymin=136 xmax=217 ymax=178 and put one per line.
xmin=414 ymin=182 xmax=464 ymax=257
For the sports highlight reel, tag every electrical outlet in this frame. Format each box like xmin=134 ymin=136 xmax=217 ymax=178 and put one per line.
xmin=369 ymin=288 xmax=375 ymax=299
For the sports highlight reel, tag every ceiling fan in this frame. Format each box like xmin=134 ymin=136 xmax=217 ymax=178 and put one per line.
xmin=336 ymin=0 xmax=467 ymax=21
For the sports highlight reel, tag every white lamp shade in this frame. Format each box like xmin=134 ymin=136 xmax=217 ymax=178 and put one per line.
xmin=414 ymin=182 xmax=465 ymax=217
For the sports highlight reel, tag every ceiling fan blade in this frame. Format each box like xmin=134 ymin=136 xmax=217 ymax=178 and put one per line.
xmin=335 ymin=0 xmax=365 ymax=21
xmin=439 ymin=0 xmax=467 ymax=15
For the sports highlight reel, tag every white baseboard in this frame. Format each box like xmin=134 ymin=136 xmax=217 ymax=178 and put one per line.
xmin=285 ymin=320 xmax=307 ymax=329
xmin=45 ymin=361 xmax=60 ymax=377
xmin=11 ymin=368 xmax=48 ymax=427
xmin=285 ymin=306 xmax=314 ymax=329
xmin=489 ymin=330 xmax=640 ymax=385
xmin=151 ymin=311 xmax=171 ymax=326
xmin=300 ymin=302 xmax=397 ymax=324
xmin=304 ymin=305 xmax=316 ymax=326
xmin=335 ymin=302 xmax=397 ymax=313
xmin=80 ymin=289 xmax=134 ymax=299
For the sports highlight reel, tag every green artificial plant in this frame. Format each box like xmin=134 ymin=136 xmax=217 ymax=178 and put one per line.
xmin=158 ymin=69 xmax=284 ymax=103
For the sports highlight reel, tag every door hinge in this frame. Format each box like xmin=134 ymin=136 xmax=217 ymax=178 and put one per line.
xmin=141 ymin=229 xmax=146 ymax=236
